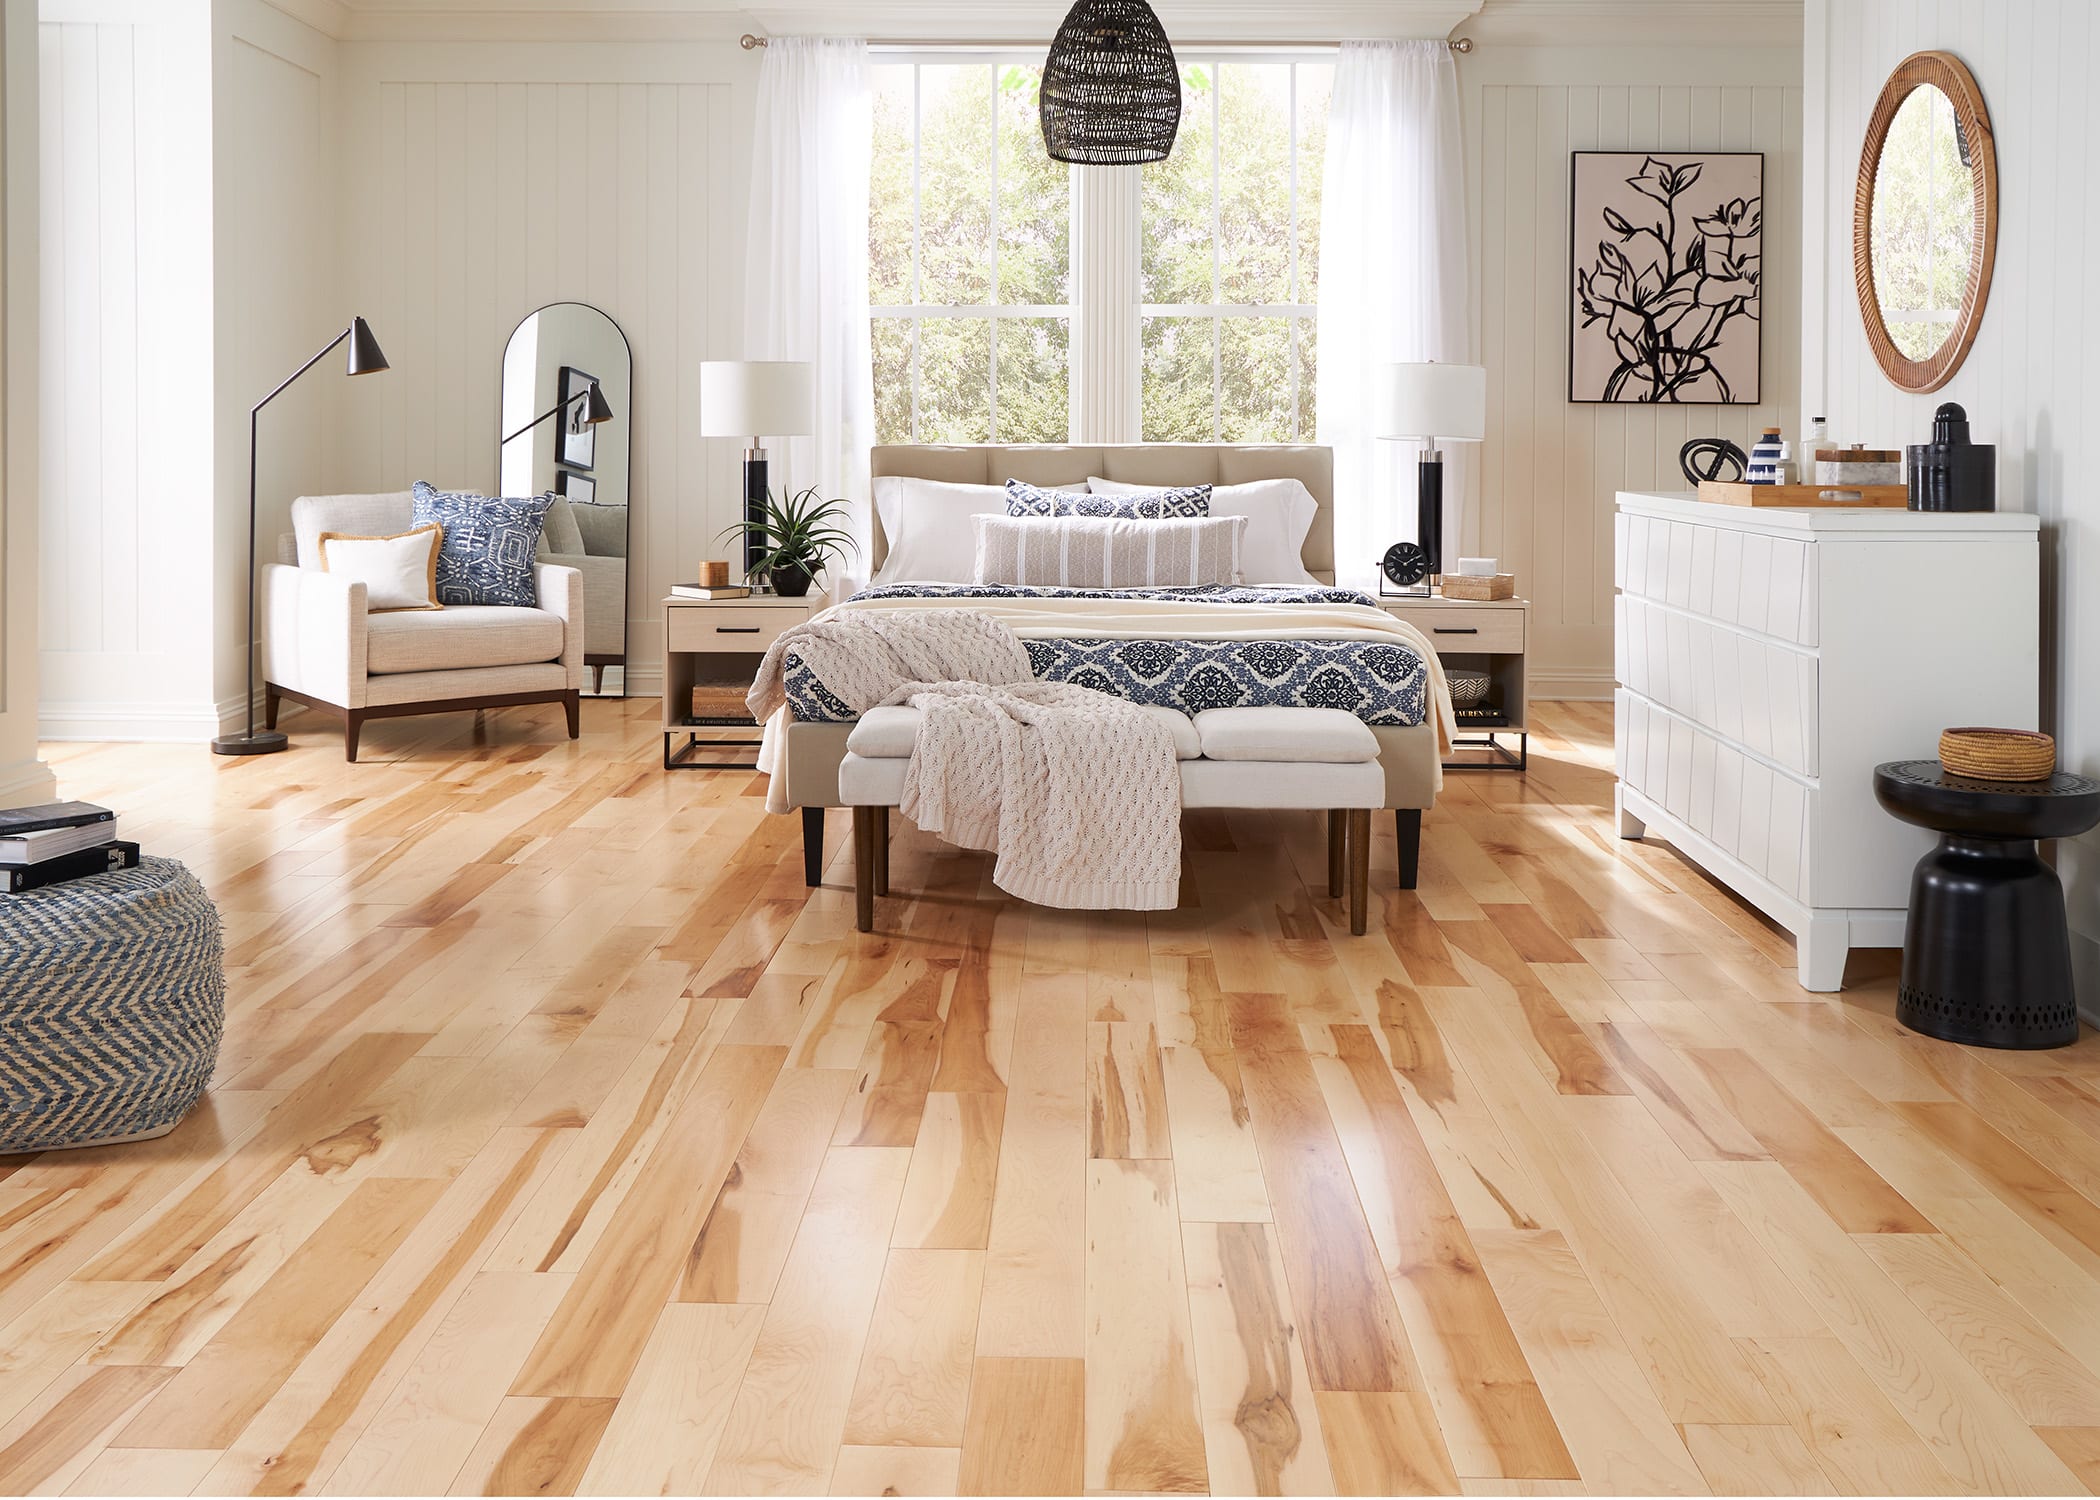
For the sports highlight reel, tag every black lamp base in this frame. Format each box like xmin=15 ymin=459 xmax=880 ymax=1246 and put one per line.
xmin=211 ymin=730 xmax=288 ymax=757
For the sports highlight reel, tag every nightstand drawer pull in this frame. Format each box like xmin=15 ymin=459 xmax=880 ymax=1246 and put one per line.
xmin=1432 ymin=627 xmax=1479 ymax=635
xmin=715 ymin=625 xmax=762 ymax=634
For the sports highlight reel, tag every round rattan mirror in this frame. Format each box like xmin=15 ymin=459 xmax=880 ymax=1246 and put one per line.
xmin=1853 ymin=50 xmax=1996 ymax=393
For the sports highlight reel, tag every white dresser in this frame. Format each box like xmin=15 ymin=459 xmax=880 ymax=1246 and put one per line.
xmin=1613 ymin=491 xmax=2039 ymax=990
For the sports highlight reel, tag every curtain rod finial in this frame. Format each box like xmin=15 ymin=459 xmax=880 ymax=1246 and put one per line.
xmin=741 ymin=32 xmax=768 ymax=49
xmin=1449 ymin=36 xmax=1473 ymax=53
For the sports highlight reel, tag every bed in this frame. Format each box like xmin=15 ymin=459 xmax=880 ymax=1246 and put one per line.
xmin=768 ymin=442 xmax=1446 ymax=894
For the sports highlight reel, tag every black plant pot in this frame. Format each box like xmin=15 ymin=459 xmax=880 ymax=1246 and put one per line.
xmin=769 ymin=565 xmax=815 ymax=598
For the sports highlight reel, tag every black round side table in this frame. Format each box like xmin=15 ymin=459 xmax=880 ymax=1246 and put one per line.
xmin=1873 ymin=761 xmax=2100 ymax=1049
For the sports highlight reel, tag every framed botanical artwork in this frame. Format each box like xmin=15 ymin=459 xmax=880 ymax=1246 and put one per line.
xmin=1570 ymin=151 xmax=1763 ymax=403
xmin=558 ymin=365 xmax=598 ymax=469
xmin=556 ymin=469 xmax=595 ymax=506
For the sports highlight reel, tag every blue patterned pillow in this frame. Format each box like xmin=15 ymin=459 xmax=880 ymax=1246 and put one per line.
xmin=410 ymin=481 xmax=553 ymax=607
xmin=1004 ymin=478 xmax=1210 ymax=519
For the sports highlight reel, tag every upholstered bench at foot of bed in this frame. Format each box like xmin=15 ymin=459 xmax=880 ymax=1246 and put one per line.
xmin=835 ymin=706 xmax=1392 ymax=935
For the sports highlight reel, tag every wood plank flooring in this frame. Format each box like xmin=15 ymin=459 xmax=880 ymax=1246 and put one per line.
xmin=8 ymin=697 xmax=2100 ymax=1495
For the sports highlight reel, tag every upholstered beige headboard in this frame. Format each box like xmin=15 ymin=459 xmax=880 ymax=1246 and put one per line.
xmin=868 ymin=444 xmax=1335 ymax=579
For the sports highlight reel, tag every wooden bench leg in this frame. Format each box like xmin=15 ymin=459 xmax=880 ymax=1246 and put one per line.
xmin=1349 ymin=808 xmax=1371 ymax=935
xmin=801 ymin=807 xmax=824 ymax=887
xmin=1327 ymin=810 xmax=1345 ymax=899
xmin=874 ymin=807 xmax=890 ymax=897
xmin=854 ymin=807 xmax=877 ymax=933
xmin=1395 ymin=808 xmax=1422 ymax=891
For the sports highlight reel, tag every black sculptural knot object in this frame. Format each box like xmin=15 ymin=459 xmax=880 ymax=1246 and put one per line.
xmin=1040 ymin=0 xmax=1181 ymax=165
xmin=1906 ymin=401 xmax=1996 ymax=512
xmin=1873 ymin=760 xmax=2100 ymax=1048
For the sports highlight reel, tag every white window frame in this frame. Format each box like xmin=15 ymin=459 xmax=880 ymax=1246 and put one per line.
xmin=869 ymin=46 xmax=1336 ymax=445
xmin=1140 ymin=53 xmax=1329 ymax=442
xmin=870 ymin=54 xmax=1074 ymax=443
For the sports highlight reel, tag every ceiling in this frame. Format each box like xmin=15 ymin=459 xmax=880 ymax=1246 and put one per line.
xmin=279 ymin=0 xmax=1800 ymax=46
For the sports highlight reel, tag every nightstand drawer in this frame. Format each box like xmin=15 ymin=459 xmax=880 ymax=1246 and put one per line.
xmin=1389 ymin=605 xmax=1525 ymax=654
xmin=666 ymin=605 xmax=804 ymax=654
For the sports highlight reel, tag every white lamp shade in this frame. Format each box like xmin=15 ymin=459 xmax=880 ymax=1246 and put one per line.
xmin=1376 ymin=362 xmax=1486 ymax=442
xmin=699 ymin=360 xmax=814 ymax=438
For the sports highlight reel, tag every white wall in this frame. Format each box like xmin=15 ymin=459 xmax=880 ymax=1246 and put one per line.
xmin=333 ymin=37 xmax=754 ymax=695
xmin=35 ymin=0 xmax=220 ymax=739
xmin=1458 ymin=40 xmax=1803 ymax=698
xmin=1802 ymin=0 xmax=2100 ymax=1015
xmin=0 ymin=0 xmax=53 ymax=804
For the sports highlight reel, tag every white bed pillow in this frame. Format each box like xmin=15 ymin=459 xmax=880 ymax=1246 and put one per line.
xmin=871 ymin=477 xmax=1011 ymax=584
xmin=318 ymin=524 xmax=443 ymax=611
xmin=1089 ymin=475 xmax=1321 ymax=585
xmin=973 ymin=513 xmax=1247 ymax=589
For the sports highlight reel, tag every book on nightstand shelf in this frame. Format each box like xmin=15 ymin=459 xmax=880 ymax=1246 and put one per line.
xmin=670 ymin=584 xmax=751 ymax=600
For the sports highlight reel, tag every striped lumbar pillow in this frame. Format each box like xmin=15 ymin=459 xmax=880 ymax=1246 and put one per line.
xmin=1004 ymin=478 xmax=1211 ymax=519
xmin=973 ymin=514 xmax=1247 ymax=588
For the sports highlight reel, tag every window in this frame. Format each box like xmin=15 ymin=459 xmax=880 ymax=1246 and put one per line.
xmin=1141 ymin=60 xmax=1332 ymax=442
xmin=869 ymin=52 xmax=1333 ymax=445
xmin=870 ymin=61 xmax=1072 ymax=444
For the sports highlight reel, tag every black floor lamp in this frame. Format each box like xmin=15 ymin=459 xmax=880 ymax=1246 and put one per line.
xmin=500 ymin=376 xmax=614 ymax=449
xmin=212 ymin=317 xmax=390 ymax=757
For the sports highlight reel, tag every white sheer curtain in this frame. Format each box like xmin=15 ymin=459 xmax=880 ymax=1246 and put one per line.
xmin=1315 ymin=40 xmax=1469 ymax=586
xmin=743 ymin=38 xmax=877 ymax=574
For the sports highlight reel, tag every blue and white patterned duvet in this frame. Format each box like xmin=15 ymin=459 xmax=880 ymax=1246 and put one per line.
xmin=781 ymin=583 xmax=1431 ymax=727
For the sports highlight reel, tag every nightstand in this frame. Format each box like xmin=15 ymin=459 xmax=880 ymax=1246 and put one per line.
xmin=661 ymin=593 xmax=821 ymax=770
xmin=1380 ymin=591 xmax=1529 ymax=770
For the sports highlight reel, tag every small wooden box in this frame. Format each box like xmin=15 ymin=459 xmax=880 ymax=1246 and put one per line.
xmin=697 ymin=560 xmax=732 ymax=587
xmin=1439 ymin=573 xmax=1515 ymax=601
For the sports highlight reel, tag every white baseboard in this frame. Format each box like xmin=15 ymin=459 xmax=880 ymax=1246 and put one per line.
xmin=1529 ymin=669 xmax=1616 ymax=701
xmin=39 ymin=700 xmax=228 ymax=743
xmin=0 ymin=756 xmax=57 ymax=806
xmin=2069 ymin=926 xmax=2100 ymax=1031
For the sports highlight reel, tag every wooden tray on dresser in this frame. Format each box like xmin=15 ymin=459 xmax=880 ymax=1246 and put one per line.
xmin=1697 ymin=480 xmax=1907 ymax=508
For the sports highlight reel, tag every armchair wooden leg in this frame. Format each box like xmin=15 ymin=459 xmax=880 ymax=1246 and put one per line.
xmin=344 ymin=711 xmax=365 ymax=764
xmin=802 ymin=807 xmax=825 ymax=887
xmin=874 ymin=808 xmax=890 ymax=897
xmin=264 ymin=686 xmax=281 ymax=731
xmin=1327 ymin=810 xmax=1345 ymax=899
xmin=1395 ymin=808 xmax=1422 ymax=891
xmin=853 ymin=807 xmax=878 ymax=933
xmin=563 ymin=690 xmax=581 ymax=739
xmin=1349 ymin=808 xmax=1371 ymax=935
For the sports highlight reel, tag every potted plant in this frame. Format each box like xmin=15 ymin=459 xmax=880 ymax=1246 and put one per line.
xmin=719 ymin=484 xmax=858 ymax=598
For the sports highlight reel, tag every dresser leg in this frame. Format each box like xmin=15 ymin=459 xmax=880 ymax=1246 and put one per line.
xmin=1615 ymin=786 xmax=1647 ymax=840
xmin=1798 ymin=915 xmax=1848 ymax=993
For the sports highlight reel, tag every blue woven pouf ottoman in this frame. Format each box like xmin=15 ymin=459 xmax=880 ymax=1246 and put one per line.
xmin=0 ymin=856 xmax=224 ymax=1152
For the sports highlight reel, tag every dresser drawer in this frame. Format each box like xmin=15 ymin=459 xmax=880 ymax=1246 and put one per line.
xmin=1388 ymin=605 xmax=1524 ymax=654
xmin=666 ymin=605 xmax=803 ymax=654
xmin=1617 ymin=689 xmax=1810 ymax=901
xmin=1616 ymin=594 xmax=1819 ymax=777
xmin=1616 ymin=511 xmax=1819 ymax=647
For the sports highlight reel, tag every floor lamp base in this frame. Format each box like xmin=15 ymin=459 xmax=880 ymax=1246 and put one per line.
xmin=211 ymin=730 xmax=289 ymax=756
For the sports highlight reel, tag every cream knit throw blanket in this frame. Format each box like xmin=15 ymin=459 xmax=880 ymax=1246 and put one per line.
xmin=749 ymin=609 xmax=1182 ymax=910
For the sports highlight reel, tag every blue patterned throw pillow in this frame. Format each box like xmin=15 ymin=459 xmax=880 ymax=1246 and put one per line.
xmin=410 ymin=481 xmax=554 ymax=607
xmin=1004 ymin=478 xmax=1210 ymax=519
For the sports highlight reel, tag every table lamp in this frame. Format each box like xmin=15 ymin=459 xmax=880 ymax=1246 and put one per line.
xmin=699 ymin=361 xmax=814 ymax=583
xmin=1377 ymin=361 xmax=1486 ymax=590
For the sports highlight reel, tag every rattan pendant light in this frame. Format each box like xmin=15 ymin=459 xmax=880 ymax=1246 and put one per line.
xmin=1039 ymin=0 xmax=1181 ymax=165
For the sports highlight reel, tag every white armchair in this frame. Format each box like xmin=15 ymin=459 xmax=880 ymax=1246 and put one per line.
xmin=261 ymin=492 xmax=586 ymax=761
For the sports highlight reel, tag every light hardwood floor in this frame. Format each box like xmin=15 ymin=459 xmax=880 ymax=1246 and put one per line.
xmin=8 ymin=698 xmax=2100 ymax=1496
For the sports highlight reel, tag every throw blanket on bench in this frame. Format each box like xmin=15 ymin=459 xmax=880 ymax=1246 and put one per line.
xmin=750 ymin=609 xmax=1182 ymax=910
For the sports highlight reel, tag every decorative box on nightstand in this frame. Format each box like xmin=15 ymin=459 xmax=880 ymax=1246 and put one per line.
xmin=1380 ymin=591 xmax=1529 ymax=770
xmin=661 ymin=593 xmax=822 ymax=769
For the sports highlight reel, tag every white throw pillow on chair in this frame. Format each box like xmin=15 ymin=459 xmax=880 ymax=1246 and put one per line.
xmin=318 ymin=524 xmax=444 ymax=611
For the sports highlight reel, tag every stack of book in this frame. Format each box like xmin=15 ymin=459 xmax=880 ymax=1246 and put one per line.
xmin=671 ymin=582 xmax=750 ymax=600
xmin=0 ymin=802 xmax=141 ymax=894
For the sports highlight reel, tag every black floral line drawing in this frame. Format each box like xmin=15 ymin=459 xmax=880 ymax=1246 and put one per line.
xmin=1574 ymin=154 xmax=1762 ymax=403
